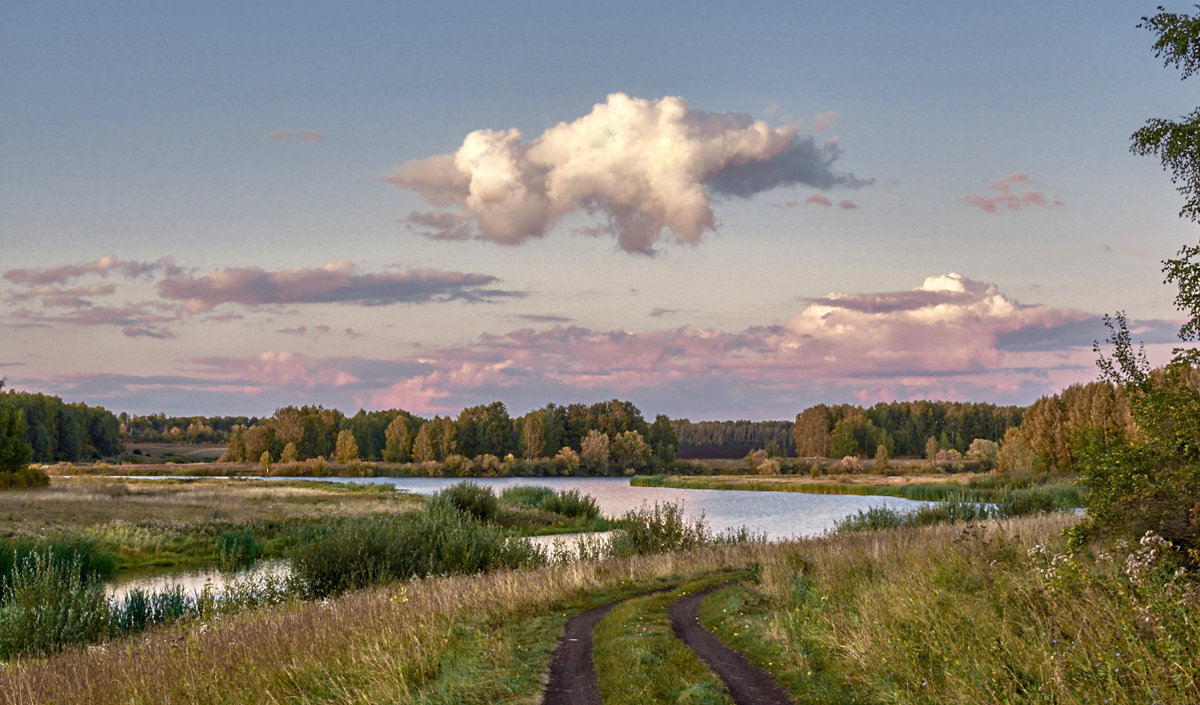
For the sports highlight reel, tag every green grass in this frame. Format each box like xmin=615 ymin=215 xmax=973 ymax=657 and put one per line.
xmin=594 ymin=579 xmax=735 ymax=705
xmin=698 ymin=581 xmax=877 ymax=705
xmin=633 ymin=473 xmax=1087 ymax=507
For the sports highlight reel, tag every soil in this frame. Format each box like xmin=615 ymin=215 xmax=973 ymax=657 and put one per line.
xmin=542 ymin=584 xmax=795 ymax=705
xmin=540 ymin=599 xmax=624 ymax=705
xmin=668 ymin=585 xmax=796 ymax=705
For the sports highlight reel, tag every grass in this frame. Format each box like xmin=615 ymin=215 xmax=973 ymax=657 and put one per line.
xmin=0 ymin=478 xmax=605 ymax=571
xmin=2 ymin=513 xmax=1198 ymax=704
xmin=1 ymin=480 xmax=1195 ymax=705
xmin=633 ymin=472 xmax=1087 ymax=507
xmin=593 ymin=579 xmax=735 ymax=705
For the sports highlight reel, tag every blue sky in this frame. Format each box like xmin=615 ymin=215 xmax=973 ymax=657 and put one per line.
xmin=1 ymin=1 xmax=1196 ymax=420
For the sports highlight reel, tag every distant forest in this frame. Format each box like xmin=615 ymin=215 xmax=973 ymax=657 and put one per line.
xmin=2 ymin=380 xmax=1137 ymax=470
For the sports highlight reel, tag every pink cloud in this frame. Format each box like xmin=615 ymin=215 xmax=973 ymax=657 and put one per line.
xmin=813 ymin=111 xmax=840 ymax=133
xmin=804 ymin=194 xmax=832 ymax=207
xmin=839 ymin=199 xmax=858 ymax=210
xmin=157 ymin=260 xmax=519 ymax=312
xmin=3 ymin=255 xmax=170 ymax=287
xmin=36 ymin=273 xmax=1114 ymax=419
xmin=960 ymin=173 xmax=1064 ymax=213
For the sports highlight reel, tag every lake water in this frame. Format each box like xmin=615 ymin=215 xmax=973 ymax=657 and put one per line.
xmin=106 ymin=476 xmax=927 ymax=598
xmin=265 ymin=475 xmax=928 ymax=539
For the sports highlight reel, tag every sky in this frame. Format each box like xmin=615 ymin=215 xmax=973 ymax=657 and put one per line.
xmin=1 ymin=1 xmax=1197 ymax=421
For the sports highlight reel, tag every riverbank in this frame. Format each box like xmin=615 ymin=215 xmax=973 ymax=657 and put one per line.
xmin=633 ymin=472 xmax=1087 ymax=507
xmin=0 ymin=477 xmax=611 ymax=572
xmin=3 ymin=511 xmax=1195 ymax=704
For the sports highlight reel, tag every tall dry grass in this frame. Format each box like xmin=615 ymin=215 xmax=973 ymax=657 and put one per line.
xmin=0 ymin=544 xmax=764 ymax=705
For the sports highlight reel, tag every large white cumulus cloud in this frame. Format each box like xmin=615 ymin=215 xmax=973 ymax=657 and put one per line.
xmin=385 ymin=93 xmax=867 ymax=254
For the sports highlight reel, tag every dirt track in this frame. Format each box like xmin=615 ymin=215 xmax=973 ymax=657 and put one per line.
xmin=541 ymin=584 xmax=794 ymax=705
xmin=668 ymin=586 xmax=795 ymax=705
xmin=541 ymin=600 xmax=624 ymax=705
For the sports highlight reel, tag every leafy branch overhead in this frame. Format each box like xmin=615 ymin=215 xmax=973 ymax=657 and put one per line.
xmin=1130 ymin=5 xmax=1200 ymax=222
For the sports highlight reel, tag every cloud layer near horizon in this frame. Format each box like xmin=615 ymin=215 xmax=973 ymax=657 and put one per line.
xmin=3 ymin=255 xmax=519 ymax=337
xmin=386 ymin=93 xmax=869 ymax=253
xmin=13 ymin=272 xmax=1142 ymax=419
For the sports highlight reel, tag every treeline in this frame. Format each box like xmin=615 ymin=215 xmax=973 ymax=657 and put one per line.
xmin=671 ymin=420 xmax=795 ymax=454
xmin=998 ymin=380 xmax=1137 ymax=474
xmin=793 ymin=400 xmax=1024 ymax=459
xmin=121 ymin=414 xmax=260 ymax=444
xmin=221 ymin=399 xmax=680 ymax=475
xmin=1 ymin=391 xmax=121 ymax=463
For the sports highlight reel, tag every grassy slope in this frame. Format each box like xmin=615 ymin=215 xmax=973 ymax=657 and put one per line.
xmin=3 ymin=513 xmax=1197 ymax=704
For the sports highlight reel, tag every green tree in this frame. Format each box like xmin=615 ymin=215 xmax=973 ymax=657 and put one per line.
xmin=579 ymin=429 xmax=610 ymax=474
xmin=1131 ymin=4 xmax=1200 ymax=223
xmin=382 ymin=414 xmax=413 ymax=463
xmin=1078 ymin=7 xmax=1200 ymax=551
xmin=0 ymin=380 xmax=34 ymax=476
xmin=610 ymin=430 xmax=652 ymax=472
xmin=456 ymin=402 xmax=514 ymax=458
xmin=646 ymin=414 xmax=679 ymax=464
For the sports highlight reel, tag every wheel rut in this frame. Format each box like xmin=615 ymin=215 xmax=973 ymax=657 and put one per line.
xmin=541 ymin=583 xmax=793 ymax=705
xmin=668 ymin=585 xmax=796 ymax=705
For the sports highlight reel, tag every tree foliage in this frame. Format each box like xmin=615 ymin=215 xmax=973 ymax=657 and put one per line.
xmin=0 ymin=381 xmax=34 ymax=476
xmin=1132 ymin=5 xmax=1200 ymax=222
xmin=1077 ymin=6 xmax=1200 ymax=552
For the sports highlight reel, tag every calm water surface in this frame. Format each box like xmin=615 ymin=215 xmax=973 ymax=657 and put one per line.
xmin=107 ymin=476 xmax=928 ymax=598
xmin=267 ymin=475 xmax=926 ymax=539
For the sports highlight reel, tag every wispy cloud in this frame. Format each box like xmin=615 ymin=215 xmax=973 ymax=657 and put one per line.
xmin=157 ymin=260 xmax=520 ymax=312
xmin=2 ymin=255 xmax=521 ymax=337
xmin=78 ymin=273 xmax=1094 ymax=417
xmin=3 ymin=255 xmax=174 ymax=287
xmin=386 ymin=93 xmax=871 ymax=254
xmin=960 ymin=173 xmax=1064 ymax=213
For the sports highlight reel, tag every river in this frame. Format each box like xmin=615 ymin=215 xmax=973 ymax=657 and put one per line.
xmin=107 ymin=476 xmax=927 ymax=598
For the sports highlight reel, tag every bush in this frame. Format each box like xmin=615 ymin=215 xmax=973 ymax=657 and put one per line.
xmin=289 ymin=502 xmax=545 ymax=598
xmin=0 ymin=466 xmax=49 ymax=489
xmin=0 ymin=552 xmax=110 ymax=659
xmin=430 ymin=481 xmax=499 ymax=522
xmin=0 ymin=533 xmax=117 ymax=593
xmin=609 ymin=502 xmax=710 ymax=557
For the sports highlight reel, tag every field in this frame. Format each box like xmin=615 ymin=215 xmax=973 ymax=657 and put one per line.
xmin=1 ymin=510 xmax=1196 ymax=704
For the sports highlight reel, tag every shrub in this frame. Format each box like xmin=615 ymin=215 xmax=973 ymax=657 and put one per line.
xmin=0 ymin=466 xmax=49 ymax=489
xmin=289 ymin=504 xmax=545 ymax=598
xmin=840 ymin=455 xmax=862 ymax=473
xmin=539 ymin=489 xmax=601 ymax=520
xmin=0 ymin=552 xmax=110 ymax=659
xmin=430 ymin=481 xmax=499 ymax=522
xmin=609 ymin=502 xmax=710 ymax=557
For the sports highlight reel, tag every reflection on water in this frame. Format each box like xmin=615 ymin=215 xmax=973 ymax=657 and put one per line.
xmin=105 ymin=476 xmax=932 ymax=597
xmin=106 ymin=559 xmax=289 ymax=601
xmin=266 ymin=475 xmax=929 ymax=540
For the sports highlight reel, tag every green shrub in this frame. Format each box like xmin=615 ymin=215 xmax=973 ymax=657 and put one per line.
xmin=498 ymin=485 xmax=601 ymax=519
xmin=539 ymin=489 xmax=600 ymax=520
xmin=289 ymin=504 xmax=545 ymax=598
xmin=430 ymin=481 xmax=499 ymax=522
xmin=609 ymin=502 xmax=710 ymax=556
xmin=0 ymin=552 xmax=110 ymax=658
xmin=0 ymin=533 xmax=117 ymax=593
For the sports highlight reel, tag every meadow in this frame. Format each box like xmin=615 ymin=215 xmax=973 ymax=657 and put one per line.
xmin=1 ymin=488 xmax=1196 ymax=704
